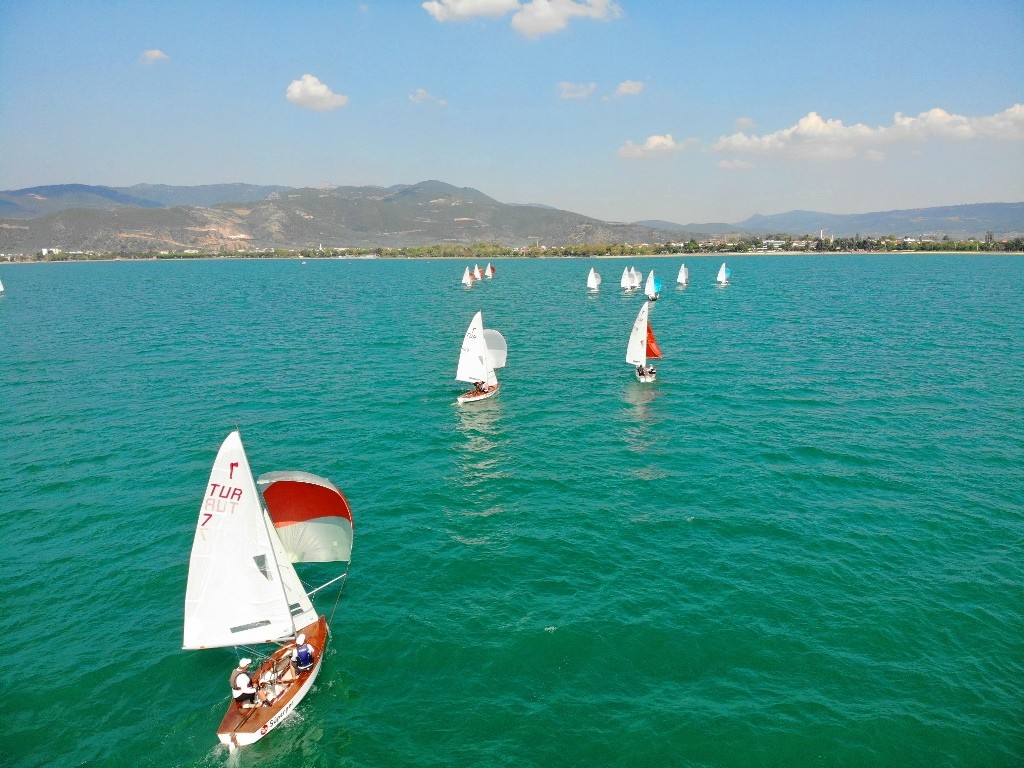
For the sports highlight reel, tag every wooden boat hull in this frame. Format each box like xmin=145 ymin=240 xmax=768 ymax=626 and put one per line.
xmin=457 ymin=384 xmax=499 ymax=404
xmin=217 ymin=616 xmax=328 ymax=749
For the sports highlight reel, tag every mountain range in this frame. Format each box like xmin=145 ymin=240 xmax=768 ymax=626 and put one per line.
xmin=1 ymin=182 xmax=1020 ymax=253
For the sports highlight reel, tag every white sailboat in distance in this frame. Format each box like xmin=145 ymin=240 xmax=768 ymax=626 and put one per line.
xmin=644 ymin=270 xmax=662 ymax=301
xmin=677 ymin=263 xmax=689 ymax=286
xmin=716 ymin=262 xmax=731 ymax=286
xmin=587 ymin=267 xmax=601 ymax=291
xmin=620 ymin=267 xmax=632 ymax=291
xmin=484 ymin=263 xmax=495 ymax=278
xmin=184 ymin=430 xmax=354 ymax=749
xmin=473 ymin=264 xmax=483 ymax=281
xmin=626 ymin=301 xmax=662 ymax=382
xmin=461 ymin=267 xmax=474 ymax=288
xmin=455 ymin=311 xmax=507 ymax=403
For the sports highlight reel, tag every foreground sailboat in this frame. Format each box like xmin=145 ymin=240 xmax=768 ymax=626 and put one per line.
xmin=184 ymin=430 xmax=354 ymax=750
xmin=626 ymin=301 xmax=662 ymax=382
xmin=456 ymin=311 xmax=507 ymax=403
xmin=716 ymin=262 xmax=731 ymax=286
xmin=587 ymin=267 xmax=601 ymax=291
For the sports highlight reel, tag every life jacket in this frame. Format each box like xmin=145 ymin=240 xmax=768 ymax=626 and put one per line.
xmin=295 ymin=644 xmax=314 ymax=671
xmin=230 ymin=669 xmax=251 ymax=697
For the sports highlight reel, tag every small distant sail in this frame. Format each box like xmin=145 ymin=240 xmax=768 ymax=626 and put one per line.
xmin=258 ymin=472 xmax=354 ymax=564
xmin=630 ymin=266 xmax=642 ymax=289
xmin=587 ymin=267 xmax=601 ymax=290
xmin=717 ymin=262 xmax=730 ymax=285
xmin=677 ymin=264 xmax=688 ymax=285
xmin=484 ymin=263 xmax=495 ymax=278
xmin=620 ymin=267 xmax=631 ymax=289
xmin=644 ymin=270 xmax=662 ymax=299
xmin=473 ymin=264 xmax=483 ymax=280
xmin=462 ymin=267 xmax=474 ymax=287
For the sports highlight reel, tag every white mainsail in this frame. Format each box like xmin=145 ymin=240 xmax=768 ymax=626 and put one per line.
xmin=644 ymin=270 xmax=658 ymax=299
xmin=677 ymin=264 xmax=688 ymax=285
xmin=630 ymin=266 xmax=643 ymax=289
xmin=587 ymin=267 xmax=601 ymax=290
xmin=626 ymin=302 xmax=651 ymax=367
xmin=484 ymin=263 xmax=494 ymax=278
xmin=473 ymin=264 xmax=483 ymax=280
xmin=183 ymin=431 xmax=316 ymax=650
xmin=461 ymin=267 xmax=474 ymax=287
xmin=456 ymin=311 xmax=498 ymax=387
xmin=717 ymin=262 xmax=730 ymax=285
xmin=620 ymin=267 xmax=631 ymax=289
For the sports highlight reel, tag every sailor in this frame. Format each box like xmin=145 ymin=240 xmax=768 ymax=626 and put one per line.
xmin=292 ymin=633 xmax=315 ymax=672
xmin=230 ymin=658 xmax=262 ymax=707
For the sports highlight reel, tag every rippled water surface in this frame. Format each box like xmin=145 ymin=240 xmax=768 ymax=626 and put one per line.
xmin=2 ymin=255 xmax=1022 ymax=767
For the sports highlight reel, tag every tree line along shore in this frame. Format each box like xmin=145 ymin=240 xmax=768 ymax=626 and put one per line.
xmin=7 ymin=233 xmax=1024 ymax=262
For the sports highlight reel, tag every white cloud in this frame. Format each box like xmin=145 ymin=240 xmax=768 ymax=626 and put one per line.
xmin=140 ymin=49 xmax=169 ymax=65
xmin=711 ymin=104 xmax=1024 ymax=161
xmin=423 ymin=0 xmax=622 ymax=38
xmin=558 ymin=81 xmax=596 ymax=99
xmin=512 ymin=0 xmax=622 ymax=39
xmin=410 ymin=88 xmax=447 ymax=106
xmin=734 ymin=116 xmax=755 ymax=130
xmin=614 ymin=80 xmax=643 ymax=97
xmin=422 ymin=0 xmax=520 ymax=22
xmin=717 ymin=159 xmax=754 ymax=170
xmin=286 ymin=74 xmax=349 ymax=111
xmin=618 ymin=134 xmax=687 ymax=158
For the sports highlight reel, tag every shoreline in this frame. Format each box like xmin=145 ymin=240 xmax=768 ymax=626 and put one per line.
xmin=3 ymin=250 xmax=1023 ymax=265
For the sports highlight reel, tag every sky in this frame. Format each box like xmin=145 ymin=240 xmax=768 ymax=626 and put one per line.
xmin=1 ymin=0 xmax=1022 ymax=224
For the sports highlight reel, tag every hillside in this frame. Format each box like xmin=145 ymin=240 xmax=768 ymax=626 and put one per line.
xmin=1 ymin=181 xmax=1021 ymax=253
xmin=0 ymin=181 xmax=675 ymax=252
xmin=640 ymin=202 xmax=1024 ymax=239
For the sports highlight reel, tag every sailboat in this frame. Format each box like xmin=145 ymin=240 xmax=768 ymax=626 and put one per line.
xmin=484 ymin=263 xmax=495 ymax=279
xmin=644 ymin=270 xmax=662 ymax=301
xmin=626 ymin=301 xmax=662 ymax=382
xmin=473 ymin=264 xmax=483 ymax=281
xmin=630 ymin=266 xmax=643 ymax=290
xmin=183 ymin=430 xmax=354 ymax=749
xmin=587 ymin=267 xmax=601 ymax=291
xmin=677 ymin=263 xmax=689 ymax=286
xmin=461 ymin=267 xmax=474 ymax=288
xmin=455 ymin=311 xmax=507 ymax=403
xmin=716 ymin=262 xmax=731 ymax=286
xmin=0 ymin=277 xmax=4 ymax=293
xmin=620 ymin=267 xmax=633 ymax=291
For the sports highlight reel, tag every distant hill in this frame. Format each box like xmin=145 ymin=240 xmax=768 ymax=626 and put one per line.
xmin=0 ymin=181 xmax=676 ymax=252
xmin=1 ymin=181 xmax=1020 ymax=253
xmin=642 ymin=203 xmax=1024 ymax=239
xmin=0 ymin=183 xmax=288 ymax=218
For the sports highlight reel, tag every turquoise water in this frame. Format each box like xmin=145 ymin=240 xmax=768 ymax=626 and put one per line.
xmin=2 ymin=255 xmax=1022 ymax=767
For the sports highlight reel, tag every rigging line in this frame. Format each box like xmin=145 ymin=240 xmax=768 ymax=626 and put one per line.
xmin=327 ymin=566 xmax=351 ymax=626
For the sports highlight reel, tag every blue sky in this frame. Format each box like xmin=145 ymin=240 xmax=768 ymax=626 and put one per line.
xmin=1 ymin=0 xmax=1022 ymax=223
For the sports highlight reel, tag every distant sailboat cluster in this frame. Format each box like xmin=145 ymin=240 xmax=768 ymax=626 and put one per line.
xmin=583 ymin=261 xmax=734 ymax=384
xmin=453 ymin=259 xmax=734 ymax=401
xmin=461 ymin=262 xmax=495 ymax=287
